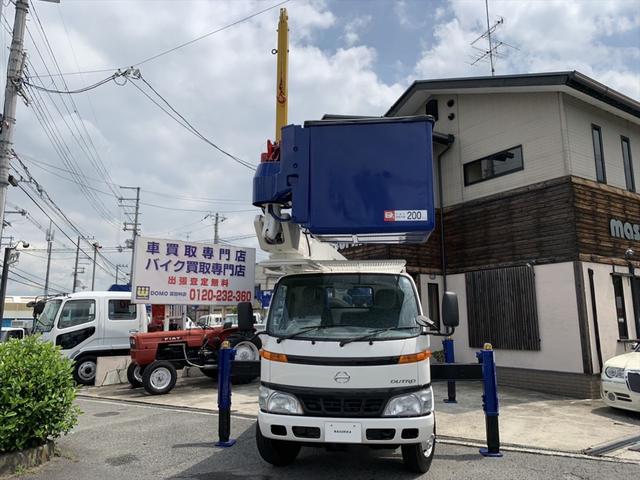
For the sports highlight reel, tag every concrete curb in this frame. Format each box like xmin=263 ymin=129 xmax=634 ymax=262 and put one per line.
xmin=0 ymin=440 xmax=55 ymax=475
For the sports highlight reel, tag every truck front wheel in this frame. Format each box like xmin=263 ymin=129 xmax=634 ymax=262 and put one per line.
xmin=73 ymin=355 xmax=97 ymax=386
xmin=401 ymin=428 xmax=436 ymax=473
xmin=256 ymin=422 xmax=300 ymax=466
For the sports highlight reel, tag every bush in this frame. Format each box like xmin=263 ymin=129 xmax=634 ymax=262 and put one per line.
xmin=0 ymin=335 xmax=80 ymax=453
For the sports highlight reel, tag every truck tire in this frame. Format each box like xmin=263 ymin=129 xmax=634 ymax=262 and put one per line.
xmin=256 ymin=422 xmax=300 ymax=466
xmin=142 ymin=360 xmax=178 ymax=395
xmin=73 ymin=355 xmax=98 ymax=386
xmin=227 ymin=334 xmax=261 ymax=385
xmin=401 ymin=422 xmax=436 ymax=473
xmin=127 ymin=363 xmax=144 ymax=388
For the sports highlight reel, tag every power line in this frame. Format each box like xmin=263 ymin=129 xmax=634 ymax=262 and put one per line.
xmin=23 ymin=70 xmax=126 ymax=94
xmin=128 ymin=73 xmax=256 ymax=171
xmin=26 ymin=0 xmax=291 ymax=78
xmin=19 ymin=153 xmax=247 ymax=204
xmin=25 ymin=4 xmax=123 ymax=212
xmin=21 ymin=59 xmax=120 ymax=227
xmin=133 ymin=0 xmax=290 ymax=66
xmin=11 ymin=167 xmax=117 ymax=277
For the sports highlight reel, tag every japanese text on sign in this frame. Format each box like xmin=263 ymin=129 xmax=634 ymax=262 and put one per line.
xmin=131 ymin=236 xmax=256 ymax=305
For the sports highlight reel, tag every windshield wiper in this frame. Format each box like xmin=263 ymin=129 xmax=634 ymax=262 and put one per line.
xmin=276 ymin=325 xmax=353 ymax=343
xmin=339 ymin=326 xmax=419 ymax=347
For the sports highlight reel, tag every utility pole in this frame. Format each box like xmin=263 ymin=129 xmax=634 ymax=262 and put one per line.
xmin=120 ymin=186 xmax=140 ymax=282
xmin=72 ymin=236 xmax=80 ymax=293
xmin=91 ymin=242 xmax=101 ymax=291
xmin=0 ymin=0 xmax=28 ymax=244
xmin=115 ymin=263 xmax=128 ymax=284
xmin=205 ymin=212 xmax=226 ymax=244
xmin=44 ymin=220 xmax=53 ymax=296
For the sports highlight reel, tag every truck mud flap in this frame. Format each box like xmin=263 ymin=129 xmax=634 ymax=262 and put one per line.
xmin=430 ymin=363 xmax=483 ymax=381
xmin=231 ymin=361 xmax=260 ymax=377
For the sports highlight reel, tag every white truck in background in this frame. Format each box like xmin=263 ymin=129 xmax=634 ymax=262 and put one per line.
xmin=32 ymin=291 xmax=148 ymax=385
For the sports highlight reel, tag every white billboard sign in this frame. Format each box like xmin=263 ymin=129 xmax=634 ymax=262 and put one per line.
xmin=131 ymin=236 xmax=256 ymax=305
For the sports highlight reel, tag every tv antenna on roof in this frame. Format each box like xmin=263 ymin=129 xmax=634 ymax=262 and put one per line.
xmin=469 ymin=0 xmax=518 ymax=75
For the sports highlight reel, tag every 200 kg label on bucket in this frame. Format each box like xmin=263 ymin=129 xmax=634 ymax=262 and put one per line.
xmin=384 ymin=210 xmax=428 ymax=222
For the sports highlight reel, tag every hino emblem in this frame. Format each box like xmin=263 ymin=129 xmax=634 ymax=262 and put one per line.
xmin=334 ymin=371 xmax=351 ymax=383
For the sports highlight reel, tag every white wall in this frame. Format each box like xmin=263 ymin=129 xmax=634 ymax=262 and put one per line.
xmin=581 ymin=262 xmax=639 ymax=372
xmin=564 ymin=95 xmax=640 ymax=191
xmin=412 ymin=92 xmax=566 ymax=207
xmin=418 ymin=273 xmax=444 ymax=330
xmin=412 ymin=91 xmax=640 ymax=211
xmin=423 ymin=262 xmax=585 ymax=373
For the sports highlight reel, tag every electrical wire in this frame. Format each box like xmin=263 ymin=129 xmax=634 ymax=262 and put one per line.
xmin=26 ymin=0 xmax=291 ymax=78
xmin=23 ymin=70 xmax=125 ymax=94
xmin=19 ymin=154 xmax=247 ymax=205
xmin=128 ymin=74 xmax=256 ymax=171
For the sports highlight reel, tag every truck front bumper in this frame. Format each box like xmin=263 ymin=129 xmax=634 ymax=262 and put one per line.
xmin=258 ymin=411 xmax=434 ymax=445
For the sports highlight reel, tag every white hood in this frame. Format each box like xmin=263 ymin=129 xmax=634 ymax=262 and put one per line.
xmin=261 ymin=335 xmax=430 ymax=389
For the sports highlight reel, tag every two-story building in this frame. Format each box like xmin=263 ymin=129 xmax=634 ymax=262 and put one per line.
xmin=342 ymin=71 xmax=640 ymax=398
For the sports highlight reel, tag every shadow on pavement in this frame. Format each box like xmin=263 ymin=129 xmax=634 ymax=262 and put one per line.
xmin=170 ymin=422 xmax=427 ymax=480
xmin=589 ymin=405 xmax=640 ymax=425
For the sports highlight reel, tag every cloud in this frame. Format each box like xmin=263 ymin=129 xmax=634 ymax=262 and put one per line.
xmin=2 ymin=0 xmax=637 ymax=297
xmin=4 ymin=0 xmax=400 ymax=294
xmin=413 ymin=0 xmax=640 ymax=98
xmin=343 ymin=15 xmax=372 ymax=47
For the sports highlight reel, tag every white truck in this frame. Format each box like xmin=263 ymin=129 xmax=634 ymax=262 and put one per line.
xmin=32 ymin=291 xmax=148 ymax=385
xmin=252 ymin=215 xmax=458 ymax=473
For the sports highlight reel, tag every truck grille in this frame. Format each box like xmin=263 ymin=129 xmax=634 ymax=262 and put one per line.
xmin=628 ymin=372 xmax=640 ymax=393
xmin=298 ymin=394 xmax=387 ymax=418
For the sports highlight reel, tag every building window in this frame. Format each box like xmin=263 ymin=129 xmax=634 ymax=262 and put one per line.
xmin=592 ymin=124 xmax=606 ymax=183
xmin=463 ymin=145 xmax=524 ymax=186
xmin=621 ymin=136 xmax=635 ymax=192
xmin=427 ymin=283 xmax=440 ymax=331
xmin=466 ymin=265 xmax=540 ymax=350
xmin=612 ymin=276 xmax=629 ymax=340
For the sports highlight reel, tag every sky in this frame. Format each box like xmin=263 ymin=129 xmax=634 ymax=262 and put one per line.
xmin=1 ymin=0 xmax=638 ymax=296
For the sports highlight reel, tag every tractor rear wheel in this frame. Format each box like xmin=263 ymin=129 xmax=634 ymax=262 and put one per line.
xmin=142 ymin=360 xmax=177 ymax=395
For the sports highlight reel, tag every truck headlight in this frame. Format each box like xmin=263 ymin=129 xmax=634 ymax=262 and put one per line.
xmin=604 ymin=367 xmax=625 ymax=379
xmin=259 ymin=386 xmax=303 ymax=415
xmin=383 ymin=387 xmax=433 ymax=417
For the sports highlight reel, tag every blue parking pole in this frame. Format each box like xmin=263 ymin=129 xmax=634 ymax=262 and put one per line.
xmin=476 ymin=343 xmax=502 ymax=457
xmin=442 ymin=337 xmax=457 ymax=403
xmin=215 ymin=340 xmax=237 ymax=448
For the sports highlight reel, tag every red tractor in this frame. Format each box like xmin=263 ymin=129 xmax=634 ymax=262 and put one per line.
xmin=127 ymin=302 xmax=261 ymax=395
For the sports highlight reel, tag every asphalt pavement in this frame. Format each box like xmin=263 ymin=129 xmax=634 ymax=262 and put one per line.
xmin=9 ymin=398 xmax=639 ymax=480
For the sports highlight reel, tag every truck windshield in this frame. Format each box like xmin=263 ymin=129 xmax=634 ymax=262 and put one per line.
xmin=267 ymin=273 xmax=421 ymax=341
xmin=33 ymin=300 xmax=62 ymax=333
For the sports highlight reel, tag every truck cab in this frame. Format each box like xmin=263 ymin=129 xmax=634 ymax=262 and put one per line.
xmin=256 ymin=262 xmax=449 ymax=473
xmin=32 ymin=291 xmax=148 ymax=385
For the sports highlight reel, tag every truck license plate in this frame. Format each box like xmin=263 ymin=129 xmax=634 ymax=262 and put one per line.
xmin=324 ymin=422 xmax=362 ymax=443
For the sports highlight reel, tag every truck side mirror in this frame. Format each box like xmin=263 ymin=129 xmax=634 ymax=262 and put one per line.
xmin=442 ymin=292 xmax=459 ymax=328
xmin=33 ymin=300 xmax=46 ymax=318
xmin=237 ymin=302 xmax=254 ymax=331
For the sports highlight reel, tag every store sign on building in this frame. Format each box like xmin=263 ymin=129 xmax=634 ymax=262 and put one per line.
xmin=610 ymin=218 xmax=640 ymax=241
xmin=131 ymin=236 xmax=256 ymax=305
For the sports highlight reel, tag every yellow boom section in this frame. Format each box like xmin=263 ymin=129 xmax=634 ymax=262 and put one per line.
xmin=275 ymin=8 xmax=288 ymax=143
